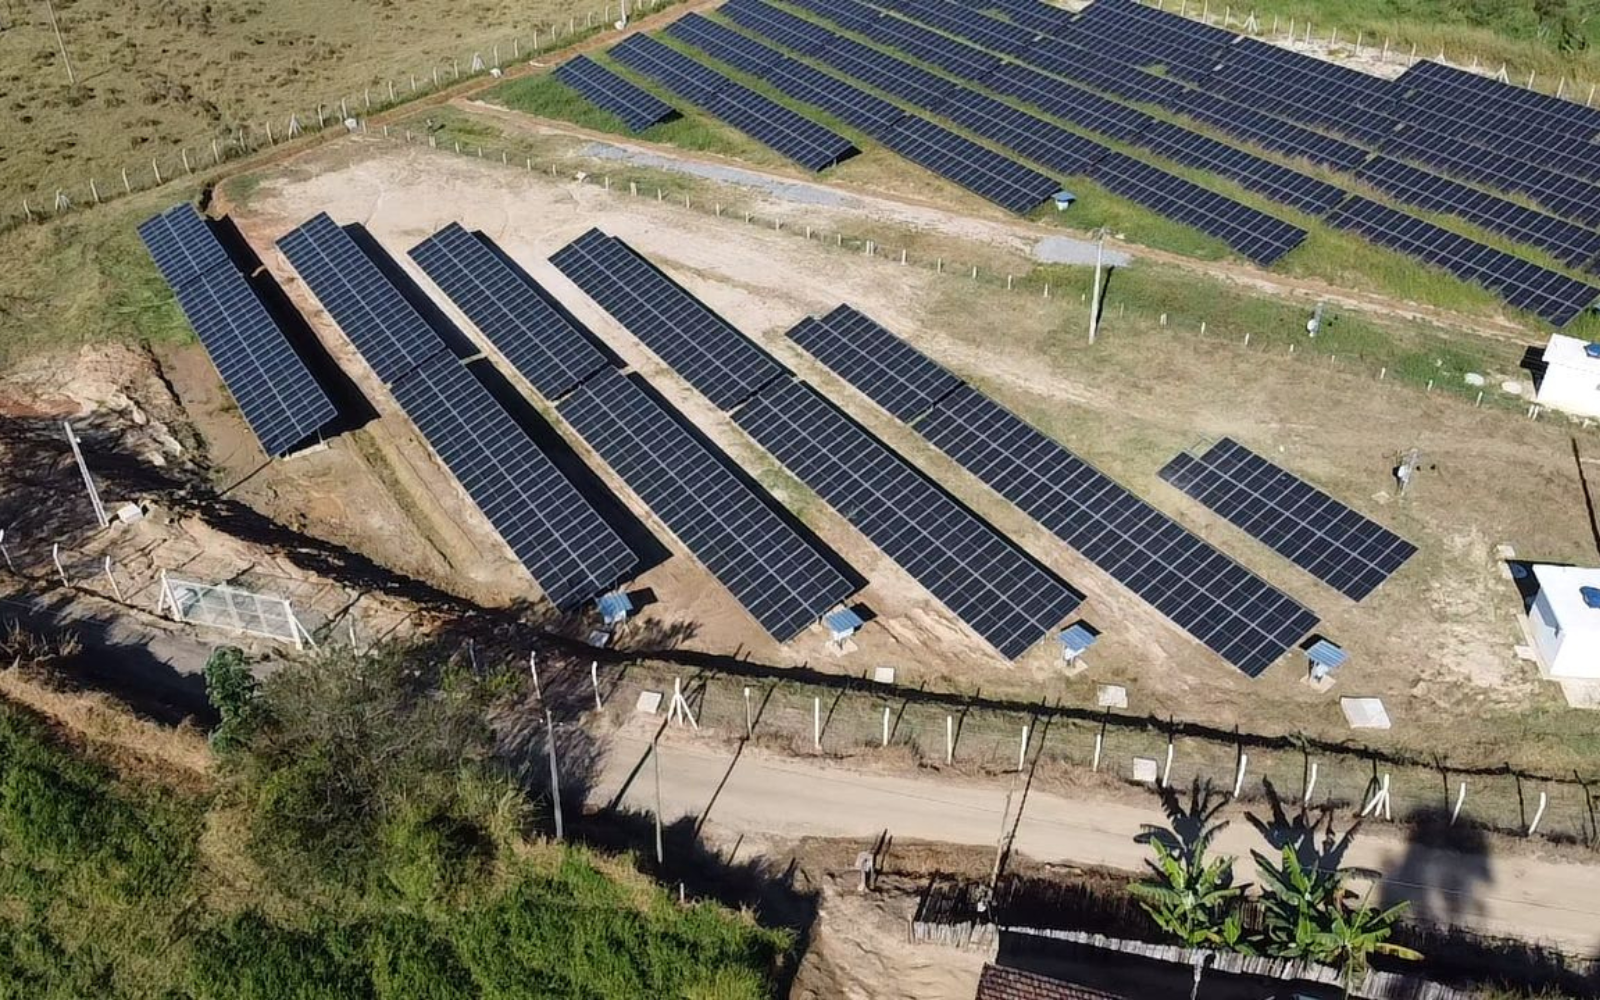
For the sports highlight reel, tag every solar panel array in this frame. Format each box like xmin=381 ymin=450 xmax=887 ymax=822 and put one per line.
xmin=984 ymin=62 xmax=1157 ymax=143
xmin=553 ymin=55 xmax=676 ymax=132
xmin=560 ymin=368 xmax=855 ymax=639
xmin=853 ymin=12 xmax=1003 ymax=81
xmin=667 ymin=12 xmax=781 ymax=74
xmin=391 ymin=351 xmax=638 ymax=609
xmin=1379 ymin=127 xmax=1600 ymax=228
xmin=1066 ymin=0 xmax=1234 ymax=82
xmin=951 ymin=0 xmax=1075 ymax=35
xmin=1024 ymin=36 xmax=1192 ymax=107
xmin=878 ymin=115 xmax=1062 ymax=214
xmin=408 ymin=223 xmax=610 ymax=398
xmin=786 ymin=306 xmax=1317 ymax=676
xmin=1400 ymin=59 xmax=1600 ymax=138
xmin=1173 ymin=90 xmax=1371 ymax=172
xmin=277 ymin=212 xmax=446 ymax=384
xmin=549 ymin=229 xmax=784 ymax=409
xmin=610 ymin=34 xmax=855 ymax=170
xmin=137 ymin=203 xmax=234 ymax=288
xmin=721 ymin=0 xmax=837 ymax=54
xmin=933 ymin=89 xmax=1110 ymax=177
xmin=1326 ymin=197 xmax=1600 ymax=326
xmin=139 ymin=204 xmax=338 ymax=457
xmin=734 ymin=377 xmax=1080 ymax=659
xmin=1132 ymin=120 xmax=1347 ymax=217
xmin=1391 ymin=89 xmax=1600 ymax=185
xmin=171 ymin=269 xmax=339 ymax=457
xmin=1160 ymin=438 xmax=1416 ymax=601
xmin=1354 ymin=157 xmax=1600 ymax=269
xmin=809 ymin=31 xmax=958 ymax=108
xmin=1092 ymin=152 xmax=1308 ymax=265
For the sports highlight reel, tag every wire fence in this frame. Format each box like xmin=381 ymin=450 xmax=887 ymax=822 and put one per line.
xmin=0 ymin=0 xmax=684 ymax=236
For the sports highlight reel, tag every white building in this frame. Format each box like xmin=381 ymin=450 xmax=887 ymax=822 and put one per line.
xmin=1527 ymin=564 xmax=1600 ymax=680
xmin=1536 ymin=334 xmax=1600 ymax=419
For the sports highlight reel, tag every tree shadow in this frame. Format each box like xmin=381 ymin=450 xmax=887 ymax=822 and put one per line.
xmin=1134 ymin=776 xmax=1231 ymax=868
xmin=1378 ymin=805 xmax=1492 ymax=931
xmin=1246 ymin=778 xmax=1368 ymax=878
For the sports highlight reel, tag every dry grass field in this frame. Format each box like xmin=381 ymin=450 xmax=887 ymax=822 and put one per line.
xmin=0 ymin=0 xmax=619 ymax=204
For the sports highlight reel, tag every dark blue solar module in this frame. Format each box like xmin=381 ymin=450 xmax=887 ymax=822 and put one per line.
xmin=1160 ymin=437 xmax=1416 ymax=601
xmin=169 ymin=269 xmax=338 ymax=457
xmin=951 ymin=0 xmax=1075 ymax=35
xmin=1060 ymin=0 xmax=1233 ymax=82
xmin=786 ymin=306 xmax=1317 ymax=677
xmin=782 ymin=0 xmax=881 ymax=32
xmin=1023 ymin=37 xmax=1193 ymax=107
xmin=137 ymin=203 xmax=233 ymax=288
xmin=1325 ymin=196 xmax=1600 ymax=326
xmin=1398 ymin=59 xmax=1600 ymax=140
xmin=879 ymin=114 xmax=1062 ymax=214
xmin=984 ymin=62 xmax=1157 ymax=143
xmin=733 ymin=377 xmax=1081 ymax=660
xmin=1388 ymin=90 xmax=1600 ymax=184
xmin=610 ymin=34 xmax=855 ymax=170
xmin=408 ymin=223 xmax=611 ymax=399
xmin=1173 ymin=90 xmax=1371 ymax=171
xmin=277 ymin=212 xmax=446 ymax=385
xmin=809 ymin=32 xmax=959 ymax=108
xmin=787 ymin=305 xmax=962 ymax=421
xmin=553 ymin=56 xmax=676 ymax=132
xmin=390 ymin=350 xmax=638 ymax=609
xmin=1354 ymin=157 xmax=1600 ymax=269
xmin=854 ymin=13 xmax=1003 ymax=81
xmin=933 ymin=88 xmax=1111 ymax=177
xmin=1132 ymin=120 xmax=1348 ymax=216
xmin=1377 ymin=128 xmax=1600 ymax=228
xmin=667 ymin=13 xmax=782 ymax=74
xmin=1090 ymin=152 xmax=1308 ymax=265
xmin=549 ymin=229 xmax=784 ymax=409
xmin=559 ymin=368 xmax=856 ymax=640
xmin=1203 ymin=57 xmax=1399 ymax=146
xmin=720 ymin=0 xmax=838 ymax=55
xmin=891 ymin=0 xmax=1041 ymax=56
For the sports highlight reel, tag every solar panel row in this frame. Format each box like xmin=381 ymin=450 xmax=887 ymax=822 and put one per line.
xmin=782 ymin=0 xmax=881 ymax=32
xmin=786 ymin=306 xmax=1317 ymax=676
xmin=721 ymin=0 xmax=837 ymax=55
xmin=878 ymin=114 xmax=1062 ymax=214
xmin=983 ymin=61 xmax=1158 ymax=143
xmin=734 ymin=377 xmax=1081 ymax=659
xmin=408 ymin=223 xmax=611 ymax=399
xmin=853 ymin=12 xmax=1003 ymax=81
xmin=138 ymin=203 xmax=234 ymax=288
xmin=390 ymin=350 xmax=637 ymax=610
xmin=1023 ymin=37 xmax=1193 ymax=107
xmin=1090 ymin=152 xmax=1308 ymax=265
xmin=1132 ymin=120 xmax=1348 ymax=217
xmin=1389 ymin=90 xmax=1600 ymax=185
xmin=1203 ymin=59 xmax=1398 ymax=145
xmin=1379 ymin=126 xmax=1600 ymax=229
xmin=666 ymin=13 xmax=781 ymax=74
xmin=950 ymin=0 xmax=1075 ymax=35
xmin=549 ymin=229 xmax=785 ymax=409
xmin=1160 ymin=438 xmax=1416 ymax=601
xmin=1399 ymin=59 xmax=1600 ymax=140
xmin=553 ymin=56 xmax=676 ymax=132
xmin=171 ymin=268 xmax=339 ymax=457
xmin=1067 ymin=0 xmax=1233 ymax=82
xmin=809 ymin=30 xmax=959 ymax=108
xmin=560 ymin=368 xmax=855 ymax=639
xmin=1172 ymin=90 xmax=1371 ymax=172
xmin=1354 ymin=157 xmax=1600 ymax=270
xmin=887 ymin=0 xmax=1039 ymax=56
xmin=277 ymin=212 xmax=447 ymax=385
xmin=1325 ymin=197 xmax=1600 ymax=327
xmin=610 ymin=34 xmax=856 ymax=171
xmin=933 ymin=88 xmax=1111 ymax=177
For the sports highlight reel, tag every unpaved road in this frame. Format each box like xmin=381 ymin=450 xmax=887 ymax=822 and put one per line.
xmin=592 ymin=730 xmax=1600 ymax=956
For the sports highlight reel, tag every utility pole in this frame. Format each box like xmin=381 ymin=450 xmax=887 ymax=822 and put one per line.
xmin=1088 ymin=228 xmax=1106 ymax=344
xmin=43 ymin=0 xmax=77 ymax=86
xmin=529 ymin=652 xmax=564 ymax=841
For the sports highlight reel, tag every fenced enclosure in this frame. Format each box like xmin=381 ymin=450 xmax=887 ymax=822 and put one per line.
xmin=156 ymin=572 xmax=310 ymax=648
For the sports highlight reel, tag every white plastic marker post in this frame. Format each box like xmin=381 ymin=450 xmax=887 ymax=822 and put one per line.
xmin=1232 ymin=753 xmax=1249 ymax=799
xmin=945 ymin=715 xmax=954 ymax=765
xmin=103 ymin=556 xmax=123 ymax=602
xmin=1304 ymin=761 xmax=1319 ymax=804
xmin=1092 ymin=730 xmax=1103 ymax=771
xmin=1162 ymin=738 xmax=1175 ymax=787
xmin=0 ymin=529 xmax=11 ymax=572
xmin=1529 ymin=791 xmax=1549 ymax=837
xmin=590 ymin=661 xmax=601 ymax=712
xmin=882 ymin=707 xmax=891 ymax=748
xmin=1018 ymin=725 xmax=1030 ymax=772
xmin=1361 ymin=774 xmax=1392 ymax=819
xmin=529 ymin=652 xmax=563 ymax=842
xmin=813 ymin=696 xmax=821 ymax=751
xmin=1451 ymin=781 xmax=1467 ymax=824
xmin=743 ymin=686 xmax=753 ymax=739
xmin=52 ymin=544 xmax=68 ymax=587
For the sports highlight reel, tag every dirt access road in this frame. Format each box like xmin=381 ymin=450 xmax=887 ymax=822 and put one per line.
xmin=592 ymin=729 xmax=1600 ymax=957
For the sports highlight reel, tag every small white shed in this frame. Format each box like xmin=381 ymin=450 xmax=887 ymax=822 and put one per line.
xmin=1535 ymin=335 xmax=1600 ymax=419
xmin=1528 ymin=565 xmax=1600 ymax=679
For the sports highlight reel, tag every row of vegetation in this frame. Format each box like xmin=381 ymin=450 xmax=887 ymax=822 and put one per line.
xmin=0 ymin=645 xmax=786 ymax=998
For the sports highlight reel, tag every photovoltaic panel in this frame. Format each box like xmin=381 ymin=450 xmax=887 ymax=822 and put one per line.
xmin=1388 ymin=91 xmax=1600 ymax=184
xmin=951 ymin=0 xmax=1075 ymax=35
xmin=1222 ymin=36 xmax=1397 ymax=105
xmin=1174 ymin=90 xmax=1370 ymax=171
xmin=137 ymin=203 xmax=233 ymax=288
xmin=782 ymin=0 xmax=881 ymax=32
xmin=783 ymin=306 xmax=1317 ymax=676
xmin=1132 ymin=120 xmax=1347 ymax=217
xmin=1160 ymin=438 xmax=1416 ymax=601
xmin=733 ymin=378 xmax=1080 ymax=659
xmin=1022 ymin=38 xmax=1192 ymax=107
xmin=390 ymin=350 xmax=638 ymax=609
xmin=170 ymin=269 xmax=338 ymax=457
xmin=1090 ymin=152 xmax=1308 ymax=265
xmin=553 ymin=56 xmax=676 ymax=132
xmin=1203 ymin=43 xmax=1399 ymax=146
xmin=1325 ymin=196 xmax=1600 ymax=326
xmin=549 ymin=229 xmax=784 ymax=409
xmin=921 ymin=385 xmax=1317 ymax=676
xmin=276 ymin=212 xmax=446 ymax=385
xmin=891 ymin=0 xmax=1041 ymax=56
xmin=1399 ymin=59 xmax=1600 ymax=140
xmin=408 ymin=223 xmax=610 ymax=399
xmin=1062 ymin=1 xmax=1231 ymax=82
xmin=984 ymin=62 xmax=1157 ymax=142
xmin=1354 ymin=157 xmax=1600 ymax=269
xmin=721 ymin=0 xmax=839 ymax=55
xmin=809 ymin=33 xmax=958 ymax=108
xmin=667 ymin=13 xmax=782 ymax=74
xmin=786 ymin=305 xmax=962 ymax=421
xmin=762 ymin=55 xmax=910 ymax=136
xmin=1377 ymin=130 xmax=1600 ymax=228
xmin=933 ymin=89 xmax=1111 ymax=177
xmin=610 ymin=35 xmax=855 ymax=171
xmin=854 ymin=14 xmax=1003 ymax=81
xmin=560 ymin=368 xmax=856 ymax=639
xmin=878 ymin=115 xmax=1062 ymax=214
